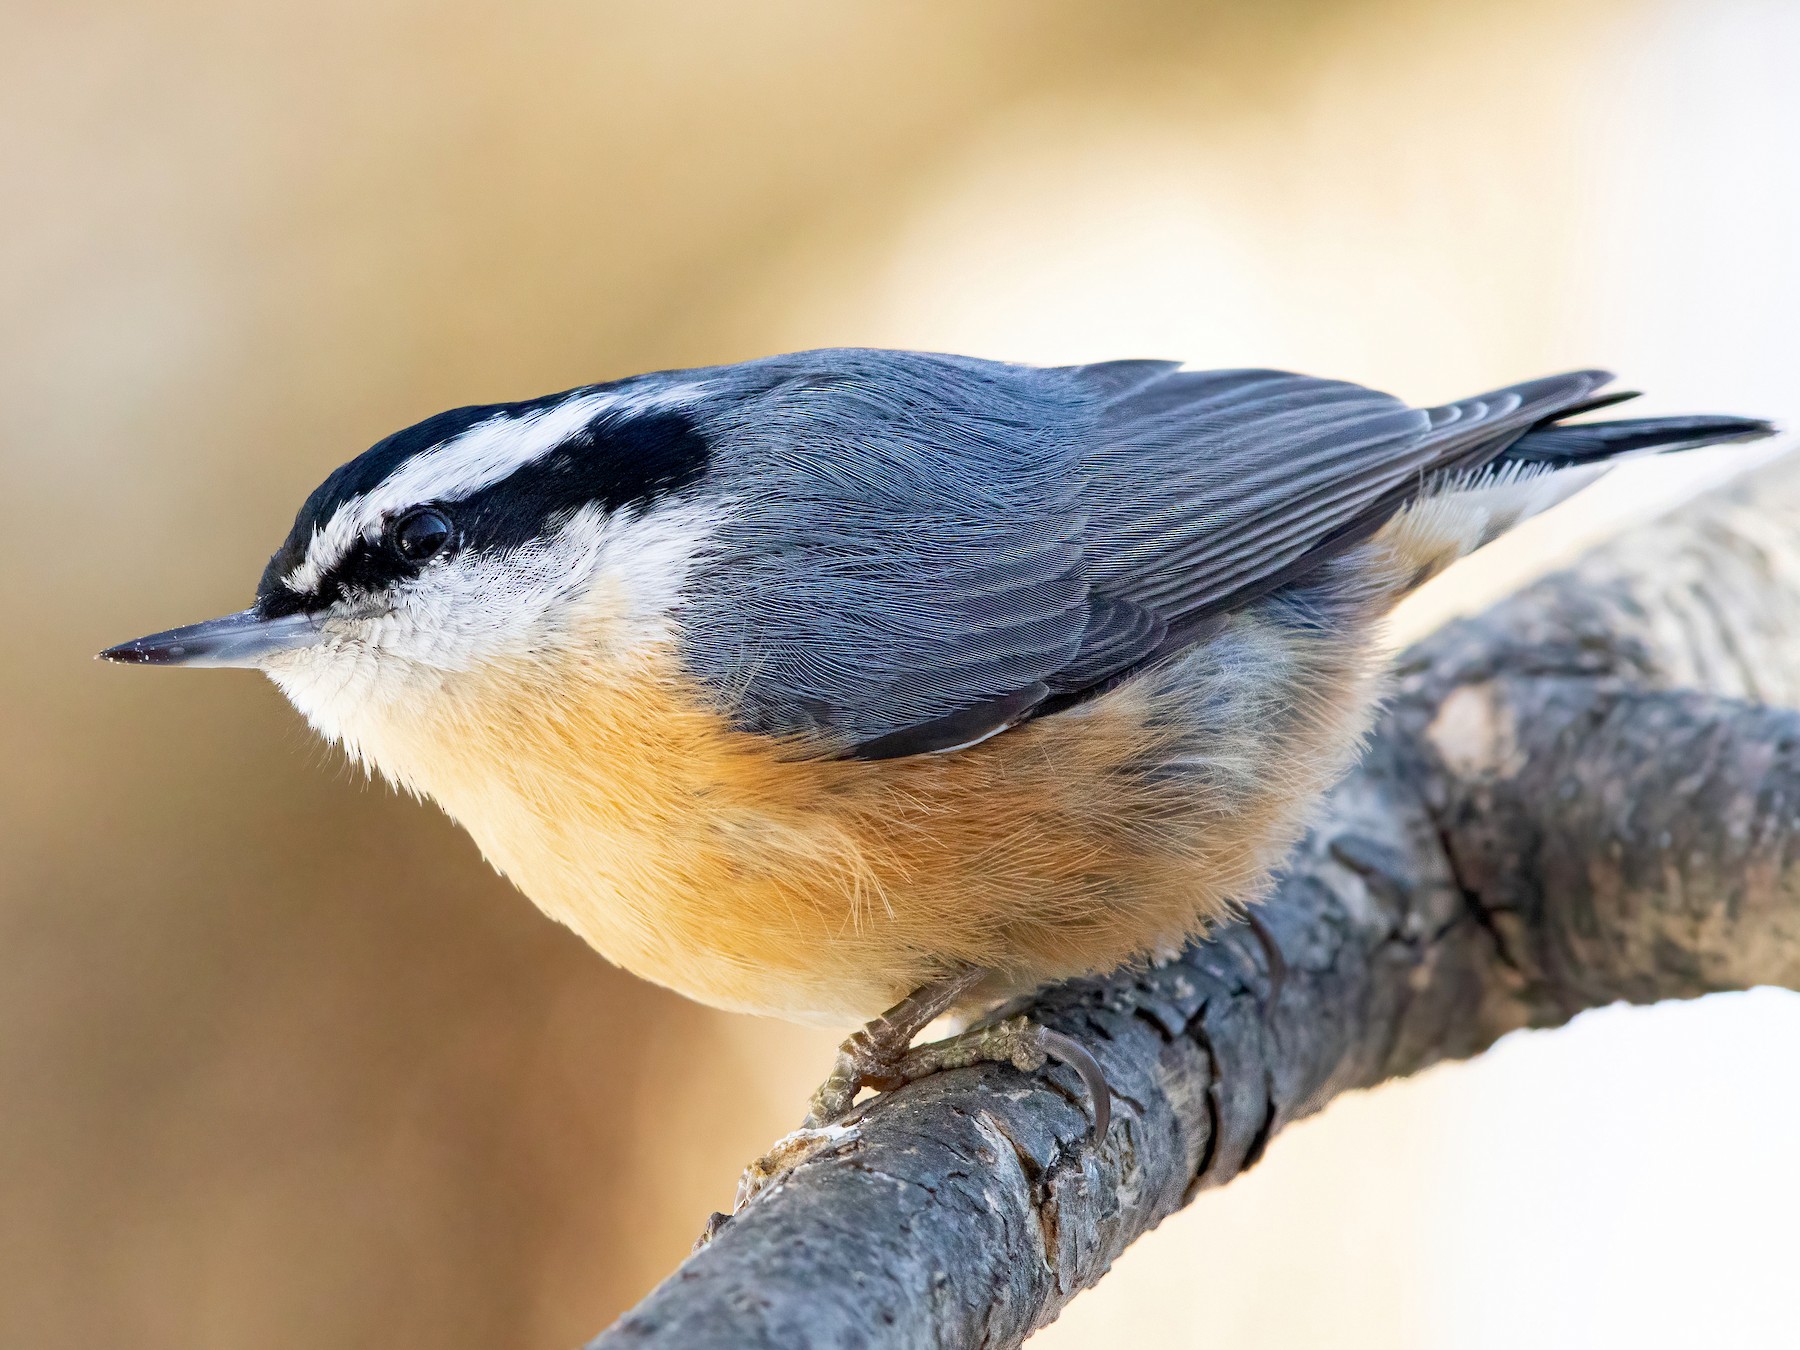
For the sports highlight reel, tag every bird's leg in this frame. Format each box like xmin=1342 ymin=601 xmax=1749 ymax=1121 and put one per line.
xmin=804 ymin=969 xmax=1111 ymax=1136
xmin=721 ymin=972 xmax=1111 ymax=1226
xmin=802 ymin=967 xmax=990 ymax=1126
xmin=725 ymin=970 xmax=990 ymax=1221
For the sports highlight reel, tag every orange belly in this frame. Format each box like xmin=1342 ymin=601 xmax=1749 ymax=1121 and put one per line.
xmin=337 ymin=595 xmax=1379 ymax=1025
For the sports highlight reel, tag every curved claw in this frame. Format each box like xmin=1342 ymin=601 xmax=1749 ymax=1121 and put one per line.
xmin=1038 ymin=1027 xmax=1112 ymax=1139
xmin=1241 ymin=907 xmax=1288 ymax=1005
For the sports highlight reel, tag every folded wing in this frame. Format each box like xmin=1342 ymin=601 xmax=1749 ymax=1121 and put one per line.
xmin=680 ymin=351 xmax=1615 ymax=757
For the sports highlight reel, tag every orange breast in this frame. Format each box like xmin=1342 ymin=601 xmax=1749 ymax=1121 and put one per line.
xmin=351 ymin=592 xmax=1381 ymax=1025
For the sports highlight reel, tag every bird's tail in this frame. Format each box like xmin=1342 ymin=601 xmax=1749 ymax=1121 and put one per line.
xmin=1501 ymin=407 xmax=1776 ymax=465
xmin=1373 ymin=404 xmax=1778 ymax=597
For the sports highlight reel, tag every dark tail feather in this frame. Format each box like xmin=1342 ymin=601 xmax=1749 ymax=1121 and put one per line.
xmin=1504 ymin=412 xmax=1777 ymax=466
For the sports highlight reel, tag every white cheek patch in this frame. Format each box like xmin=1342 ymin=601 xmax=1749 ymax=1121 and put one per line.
xmin=265 ymin=497 xmax=728 ymax=748
xmin=395 ymin=497 xmax=724 ymax=665
xmin=285 ymin=381 xmax=710 ymax=596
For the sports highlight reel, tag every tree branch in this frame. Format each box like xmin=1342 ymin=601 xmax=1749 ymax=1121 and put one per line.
xmin=591 ymin=454 xmax=1800 ymax=1350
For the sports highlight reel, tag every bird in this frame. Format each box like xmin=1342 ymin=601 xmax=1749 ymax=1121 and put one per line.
xmin=101 ymin=348 xmax=1773 ymax=1136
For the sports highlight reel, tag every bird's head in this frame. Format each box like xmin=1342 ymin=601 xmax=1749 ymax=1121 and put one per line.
xmin=101 ymin=377 xmax=724 ymax=748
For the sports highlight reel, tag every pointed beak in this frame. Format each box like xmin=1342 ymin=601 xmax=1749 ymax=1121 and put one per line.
xmin=98 ymin=608 xmax=324 ymax=668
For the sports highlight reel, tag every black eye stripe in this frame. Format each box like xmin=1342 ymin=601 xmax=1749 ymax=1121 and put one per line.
xmin=448 ymin=408 xmax=712 ymax=553
xmin=256 ymin=394 xmax=712 ymax=617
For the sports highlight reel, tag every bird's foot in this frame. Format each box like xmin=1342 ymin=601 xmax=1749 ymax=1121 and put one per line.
xmin=721 ymin=973 xmax=1111 ymax=1226
xmin=865 ymin=1014 xmax=1112 ymax=1140
xmin=722 ymin=970 xmax=987 ymax=1222
xmin=721 ymin=1118 xmax=865 ymax=1223
xmin=800 ymin=966 xmax=991 ymax=1126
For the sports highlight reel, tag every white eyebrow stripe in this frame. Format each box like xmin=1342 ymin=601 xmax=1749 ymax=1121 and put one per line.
xmin=284 ymin=381 xmax=708 ymax=594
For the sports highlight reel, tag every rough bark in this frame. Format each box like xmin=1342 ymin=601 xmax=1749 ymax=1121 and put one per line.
xmin=591 ymin=453 xmax=1800 ymax=1350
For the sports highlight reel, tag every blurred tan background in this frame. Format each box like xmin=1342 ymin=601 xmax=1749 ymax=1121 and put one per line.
xmin=5 ymin=0 xmax=1799 ymax=1346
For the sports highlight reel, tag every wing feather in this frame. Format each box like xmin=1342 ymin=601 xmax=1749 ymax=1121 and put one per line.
xmin=675 ymin=348 xmax=1612 ymax=756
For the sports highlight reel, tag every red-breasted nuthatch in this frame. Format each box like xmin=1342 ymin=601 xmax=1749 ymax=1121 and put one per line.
xmin=103 ymin=350 xmax=1771 ymax=1132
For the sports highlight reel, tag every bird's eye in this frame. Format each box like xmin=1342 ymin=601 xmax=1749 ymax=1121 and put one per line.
xmin=386 ymin=507 xmax=454 ymax=564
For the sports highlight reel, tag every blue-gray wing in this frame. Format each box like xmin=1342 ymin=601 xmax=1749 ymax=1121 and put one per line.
xmin=676 ymin=348 xmax=1610 ymax=757
xmin=1069 ymin=363 xmax=1610 ymax=637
